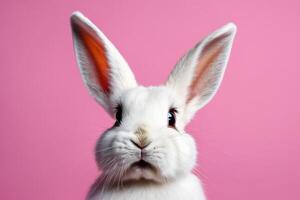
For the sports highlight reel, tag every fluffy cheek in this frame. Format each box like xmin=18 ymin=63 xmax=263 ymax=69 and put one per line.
xmin=95 ymin=130 xmax=133 ymax=170
xmin=158 ymin=133 xmax=197 ymax=180
xmin=175 ymin=134 xmax=197 ymax=174
xmin=154 ymin=139 xmax=178 ymax=180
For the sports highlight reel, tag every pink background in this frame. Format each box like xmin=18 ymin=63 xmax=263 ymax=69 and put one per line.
xmin=1 ymin=0 xmax=300 ymax=200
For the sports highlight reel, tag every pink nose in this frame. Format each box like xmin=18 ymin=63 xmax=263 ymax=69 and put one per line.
xmin=130 ymin=139 xmax=150 ymax=149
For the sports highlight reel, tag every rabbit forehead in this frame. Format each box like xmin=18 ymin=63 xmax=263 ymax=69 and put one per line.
xmin=121 ymin=86 xmax=173 ymax=112
xmin=121 ymin=86 xmax=172 ymax=105
xmin=119 ymin=86 xmax=179 ymax=128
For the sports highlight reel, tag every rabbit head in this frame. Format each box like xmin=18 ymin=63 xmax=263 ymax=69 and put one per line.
xmin=71 ymin=12 xmax=236 ymax=185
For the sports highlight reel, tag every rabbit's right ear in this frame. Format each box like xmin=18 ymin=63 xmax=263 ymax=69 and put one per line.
xmin=70 ymin=12 xmax=137 ymax=116
xmin=166 ymin=23 xmax=236 ymax=123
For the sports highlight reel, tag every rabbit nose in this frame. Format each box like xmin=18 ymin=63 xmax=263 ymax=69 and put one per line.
xmin=133 ymin=126 xmax=149 ymax=148
xmin=130 ymin=139 xmax=151 ymax=149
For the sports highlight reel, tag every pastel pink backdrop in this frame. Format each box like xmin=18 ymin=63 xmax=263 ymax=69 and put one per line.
xmin=1 ymin=0 xmax=299 ymax=200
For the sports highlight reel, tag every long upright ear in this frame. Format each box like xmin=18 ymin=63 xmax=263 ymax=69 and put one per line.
xmin=70 ymin=12 xmax=137 ymax=116
xmin=166 ymin=23 xmax=237 ymax=123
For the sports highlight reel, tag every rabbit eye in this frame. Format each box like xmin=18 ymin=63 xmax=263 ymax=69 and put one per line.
xmin=114 ymin=105 xmax=122 ymax=126
xmin=168 ymin=108 xmax=177 ymax=128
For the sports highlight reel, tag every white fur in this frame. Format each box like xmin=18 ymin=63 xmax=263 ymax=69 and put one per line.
xmin=70 ymin=11 xmax=236 ymax=200
xmin=90 ymin=174 xmax=205 ymax=200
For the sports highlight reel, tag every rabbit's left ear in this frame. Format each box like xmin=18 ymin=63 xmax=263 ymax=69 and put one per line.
xmin=166 ymin=23 xmax=236 ymax=123
xmin=71 ymin=12 xmax=137 ymax=116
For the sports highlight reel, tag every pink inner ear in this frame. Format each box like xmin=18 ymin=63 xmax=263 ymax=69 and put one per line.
xmin=75 ymin=24 xmax=110 ymax=94
xmin=187 ymin=44 xmax=224 ymax=102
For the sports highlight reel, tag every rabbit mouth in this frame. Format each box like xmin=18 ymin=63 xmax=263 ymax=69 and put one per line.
xmin=131 ymin=160 xmax=155 ymax=170
xmin=122 ymin=159 xmax=159 ymax=181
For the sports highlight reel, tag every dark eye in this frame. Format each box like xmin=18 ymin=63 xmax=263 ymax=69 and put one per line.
xmin=114 ymin=105 xmax=122 ymax=126
xmin=168 ymin=108 xmax=177 ymax=128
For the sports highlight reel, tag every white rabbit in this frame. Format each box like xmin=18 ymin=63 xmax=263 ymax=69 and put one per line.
xmin=70 ymin=11 xmax=236 ymax=200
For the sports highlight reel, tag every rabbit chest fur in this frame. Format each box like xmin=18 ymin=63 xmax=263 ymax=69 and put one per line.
xmin=90 ymin=174 xmax=205 ymax=200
